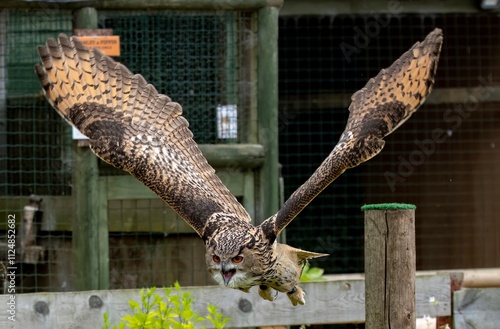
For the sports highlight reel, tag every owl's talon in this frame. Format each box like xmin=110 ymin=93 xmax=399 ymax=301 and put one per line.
xmin=287 ymin=286 xmax=305 ymax=306
xmin=258 ymin=285 xmax=276 ymax=302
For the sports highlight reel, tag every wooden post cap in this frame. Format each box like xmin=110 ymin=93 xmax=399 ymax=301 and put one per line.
xmin=361 ymin=203 xmax=416 ymax=211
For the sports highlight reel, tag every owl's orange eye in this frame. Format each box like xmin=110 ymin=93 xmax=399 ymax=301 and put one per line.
xmin=232 ymin=255 xmax=244 ymax=263
xmin=213 ymin=255 xmax=220 ymax=263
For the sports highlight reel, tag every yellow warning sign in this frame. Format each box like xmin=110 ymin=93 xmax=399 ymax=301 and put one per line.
xmin=77 ymin=35 xmax=120 ymax=56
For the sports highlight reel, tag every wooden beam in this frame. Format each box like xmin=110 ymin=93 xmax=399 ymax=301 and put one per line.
xmin=74 ymin=7 xmax=98 ymax=29
xmin=104 ymin=170 xmax=246 ymax=200
xmin=257 ymin=5 xmax=280 ymax=223
xmin=72 ymin=144 xmax=101 ymax=290
xmin=280 ymin=0 xmax=486 ymax=16
xmin=200 ymin=144 xmax=264 ymax=169
xmin=453 ymin=288 xmax=500 ymax=329
xmin=0 ymin=273 xmax=451 ymax=328
xmin=279 ymin=87 xmax=500 ymax=112
xmin=0 ymin=0 xmax=283 ymax=10
xmin=98 ymin=144 xmax=264 ymax=171
xmin=243 ymin=171 xmax=256 ymax=221
xmin=0 ymin=10 xmax=6 ymax=195
xmin=418 ymin=268 xmax=500 ymax=288
xmin=240 ymin=13 xmax=259 ymax=144
xmin=97 ymin=179 xmax=109 ymax=289
xmin=72 ymin=7 xmax=108 ymax=291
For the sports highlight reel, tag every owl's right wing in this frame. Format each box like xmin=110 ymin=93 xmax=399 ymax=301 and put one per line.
xmin=260 ymin=28 xmax=443 ymax=242
xmin=35 ymin=34 xmax=252 ymax=239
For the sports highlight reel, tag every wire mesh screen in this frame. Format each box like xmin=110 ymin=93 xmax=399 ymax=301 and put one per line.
xmin=1 ymin=10 xmax=72 ymax=196
xmin=102 ymin=11 xmax=252 ymax=144
xmin=279 ymin=13 xmax=500 ymax=274
xmin=0 ymin=9 xmax=73 ymax=293
xmin=0 ymin=8 xmax=256 ymax=293
xmin=98 ymin=10 xmax=255 ymax=289
xmin=97 ymin=11 xmax=254 ymax=175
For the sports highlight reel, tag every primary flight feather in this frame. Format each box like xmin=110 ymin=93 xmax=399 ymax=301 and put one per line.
xmin=35 ymin=28 xmax=442 ymax=305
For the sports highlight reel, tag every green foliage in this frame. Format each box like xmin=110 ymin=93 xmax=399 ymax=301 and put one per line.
xmin=102 ymin=282 xmax=230 ymax=329
xmin=299 ymin=264 xmax=326 ymax=282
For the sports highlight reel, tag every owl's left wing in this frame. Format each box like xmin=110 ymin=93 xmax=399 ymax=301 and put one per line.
xmin=35 ymin=34 xmax=252 ymax=239
xmin=260 ymin=28 xmax=443 ymax=242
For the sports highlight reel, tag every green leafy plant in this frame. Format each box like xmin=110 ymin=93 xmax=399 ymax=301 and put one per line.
xmin=102 ymin=282 xmax=230 ymax=329
xmin=299 ymin=264 xmax=326 ymax=282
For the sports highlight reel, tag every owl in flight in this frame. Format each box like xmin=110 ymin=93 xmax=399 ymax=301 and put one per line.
xmin=35 ymin=29 xmax=442 ymax=305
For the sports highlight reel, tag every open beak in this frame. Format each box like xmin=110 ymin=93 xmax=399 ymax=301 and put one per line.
xmin=221 ymin=261 xmax=236 ymax=286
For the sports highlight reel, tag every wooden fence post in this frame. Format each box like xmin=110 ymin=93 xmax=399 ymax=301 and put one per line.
xmin=72 ymin=7 xmax=109 ymax=291
xmin=362 ymin=203 xmax=417 ymax=329
xmin=257 ymin=5 xmax=279 ymax=223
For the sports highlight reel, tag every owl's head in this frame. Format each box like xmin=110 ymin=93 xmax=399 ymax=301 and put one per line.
xmin=205 ymin=226 xmax=264 ymax=291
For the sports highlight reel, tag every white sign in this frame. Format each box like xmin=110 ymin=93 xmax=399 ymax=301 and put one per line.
xmin=217 ymin=104 xmax=238 ymax=139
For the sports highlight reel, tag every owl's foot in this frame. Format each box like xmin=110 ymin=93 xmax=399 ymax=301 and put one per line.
xmin=287 ymin=286 xmax=305 ymax=306
xmin=258 ymin=285 xmax=277 ymax=302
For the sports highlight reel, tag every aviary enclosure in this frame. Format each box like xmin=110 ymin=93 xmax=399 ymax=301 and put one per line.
xmin=0 ymin=0 xmax=499 ymax=328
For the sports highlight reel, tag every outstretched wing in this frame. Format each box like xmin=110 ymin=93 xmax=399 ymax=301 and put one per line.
xmin=35 ymin=34 xmax=252 ymax=239
xmin=260 ymin=28 xmax=443 ymax=241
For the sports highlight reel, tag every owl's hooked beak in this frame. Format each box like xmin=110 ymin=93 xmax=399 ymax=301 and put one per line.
xmin=221 ymin=261 xmax=236 ymax=285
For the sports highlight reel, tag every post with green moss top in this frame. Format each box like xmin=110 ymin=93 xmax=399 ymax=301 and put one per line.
xmin=361 ymin=203 xmax=417 ymax=329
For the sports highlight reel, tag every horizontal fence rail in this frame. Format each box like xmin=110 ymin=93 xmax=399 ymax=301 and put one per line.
xmin=454 ymin=288 xmax=500 ymax=329
xmin=0 ymin=273 xmax=452 ymax=328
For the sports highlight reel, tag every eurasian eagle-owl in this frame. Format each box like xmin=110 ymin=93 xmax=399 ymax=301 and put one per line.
xmin=35 ymin=29 xmax=442 ymax=305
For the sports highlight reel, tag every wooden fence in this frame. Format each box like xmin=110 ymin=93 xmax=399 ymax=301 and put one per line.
xmin=0 ymin=272 xmax=452 ymax=329
xmin=1 ymin=270 xmax=499 ymax=328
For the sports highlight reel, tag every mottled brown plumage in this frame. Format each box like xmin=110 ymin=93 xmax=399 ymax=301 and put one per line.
xmin=35 ymin=29 xmax=442 ymax=306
